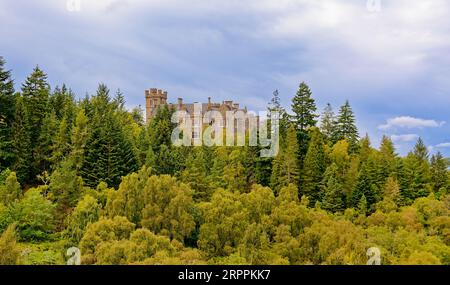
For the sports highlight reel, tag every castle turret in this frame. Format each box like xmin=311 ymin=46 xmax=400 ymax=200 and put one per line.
xmin=145 ymin=88 xmax=168 ymax=122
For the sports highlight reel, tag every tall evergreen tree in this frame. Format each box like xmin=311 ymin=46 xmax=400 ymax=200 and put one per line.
xmin=334 ymin=100 xmax=359 ymax=152
xmin=301 ymin=127 xmax=326 ymax=204
xmin=80 ymin=85 xmax=138 ymax=188
xmin=21 ymin=66 xmax=51 ymax=180
xmin=70 ymin=109 xmax=90 ymax=171
xmin=271 ymin=124 xmax=299 ymax=191
xmin=11 ymin=96 xmax=32 ymax=184
xmin=291 ymin=82 xmax=318 ymax=163
xmin=0 ymin=57 xmax=15 ymax=172
xmin=34 ymin=111 xmax=58 ymax=174
xmin=430 ymin=152 xmax=449 ymax=193
xmin=319 ymin=103 xmax=336 ymax=143
xmin=321 ymin=163 xmax=345 ymax=213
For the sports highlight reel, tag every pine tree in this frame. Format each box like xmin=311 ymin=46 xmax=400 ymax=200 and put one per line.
xmin=334 ymin=100 xmax=359 ymax=152
xmin=301 ymin=127 xmax=326 ymax=204
xmin=321 ymin=163 xmax=344 ymax=213
xmin=351 ymin=163 xmax=378 ymax=211
xmin=11 ymin=96 xmax=32 ymax=184
xmin=52 ymin=116 xmax=72 ymax=166
xmin=80 ymin=85 xmax=138 ymax=188
xmin=291 ymin=82 xmax=318 ymax=133
xmin=21 ymin=66 xmax=50 ymax=180
xmin=0 ymin=57 xmax=15 ymax=172
xmin=430 ymin=152 xmax=449 ymax=193
xmin=34 ymin=111 xmax=58 ymax=175
xmin=271 ymin=124 xmax=299 ymax=191
xmin=70 ymin=109 xmax=90 ymax=171
xmin=181 ymin=148 xmax=210 ymax=201
xmin=319 ymin=103 xmax=336 ymax=143
xmin=399 ymin=138 xmax=432 ymax=203
xmin=291 ymin=82 xmax=318 ymax=162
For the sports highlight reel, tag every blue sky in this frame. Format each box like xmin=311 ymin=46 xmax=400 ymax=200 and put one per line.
xmin=1 ymin=0 xmax=449 ymax=156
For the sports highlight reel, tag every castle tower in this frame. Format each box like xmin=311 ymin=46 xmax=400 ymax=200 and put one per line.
xmin=145 ymin=88 xmax=168 ymax=122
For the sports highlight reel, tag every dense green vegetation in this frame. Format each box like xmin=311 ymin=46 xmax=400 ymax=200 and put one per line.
xmin=0 ymin=57 xmax=449 ymax=265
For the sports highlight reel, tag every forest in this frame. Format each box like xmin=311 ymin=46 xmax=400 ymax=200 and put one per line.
xmin=0 ymin=56 xmax=449 ymax=265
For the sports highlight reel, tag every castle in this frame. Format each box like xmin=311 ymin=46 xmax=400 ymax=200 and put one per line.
xmin=145 ymin=88 xmax=248 ymax=123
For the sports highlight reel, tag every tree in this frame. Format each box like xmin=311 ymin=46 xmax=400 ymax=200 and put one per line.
xmin=34 ymin=111 xmax=58 ymax=174
xmin=430 ymin=152 xmax=449 ymax=193
xmin=321 ymin=164 xmax=345 ymax=213
xmin=291 ymin=82 xmax=318 ymax=133
xmin=0 ymin=224 xmax=20 ymax=265
xmin=66 ymin=194 xmax=101 ymax=243
xmin=52 ymin=115 xmax=72 ymax=166
xmin=333 ymin=101 xmax=359 ymax=152
xmin=21 ymin=66 xmax=50 ymax=179
xmin=399 ymin=138 xmax=432 ymax=203
xmin=11 ymin=96 xmax=32 ymax=184
xmin=319 ymin=103 xmax=335 ymax=143
xmin=70 ymin=109 xmax=90 ymax=171
xmin=81 ymin=85 xmax=138 ymax=188
xmin=0 ymin=171 xmax=22 ymax=205
xmin=0 ymin=57 xmax=15 ymax=172
xmin=49 ymin=160 xmax=84 ymax=221
xmin=301 ymin=128 xmax=326 ymax=204
xmin=291 ymin=82 xmax=318 ymax=163
xmin=271 ymin=125 xmax=299 ymax=191
xmin=10 ymin=188 xmax=56 ymax=241
xmin=181 ymin=149 xmax=211 ymax=201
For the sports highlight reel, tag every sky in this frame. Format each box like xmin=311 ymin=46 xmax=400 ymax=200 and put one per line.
xmin=1 ymin=0 xmax=449 ymax=156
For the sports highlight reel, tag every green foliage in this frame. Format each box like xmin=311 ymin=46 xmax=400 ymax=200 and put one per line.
xmin=0 ymin=171 xmax=22 ymax=205
xmin=0 ymin=57 xmax=15 ymax=172
xmin=9 ymin=188 xmax=56 ymax=241
xmin=333 ymin=100 xmax=359 ymax=152
xmin=301 ymin=127 xmax=326 ymax=204
xmin=66 ymin=194 xmax=101 ymax=242
xmin=0 ymin=223 xmax=20 ymax=265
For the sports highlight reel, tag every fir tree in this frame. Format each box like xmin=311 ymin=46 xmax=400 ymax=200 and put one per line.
xmin=321 ymin=163 xmax=345 ymax=213
xmin=0 ymin=57 xmax=15 ymax=172
xmin=291 ymin=82 xmax=318 ymax=163
xmin=11 ymin=96 xmax=32 ymax=184
xmin=301 ymin=127 xmax=326 ymax=204
xmin=319 ymin=103 xmax=336 ymax=143
xmin=334 ymin=100 xmax=359 ymax=152
xmin=430 ymin=152 xmax=449 ymax=193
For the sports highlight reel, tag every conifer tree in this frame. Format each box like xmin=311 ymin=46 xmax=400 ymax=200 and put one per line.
xmin=291 ymin=82 xmax=318 ymax=162
xmin=52 ymin=116 xmax=72 ymax=166
xmin=334 ymin=100 xmax=359 ymax=152
xmin=321 ymin=163 xmax=344 ymax=213
xmin=70 ymin=109 xmax=90 ymax=171
xmin=430 ymin=152 xmax=449 ymax=193
xmin=34 ymin=111 xmax=58 ymax=174
xmin=301 ymin=127 xmax=326 ymax=204
xmin=21 ymin=66 xmax=51 ymax=179
xmin=271 ymin=125 xmax=299 ymax=190
xmin=0 ymin=57 xmax=15 ymax=172
xmin=319 ymin=103 xmax=336 ymax=143
xmin=11 ymin=96 xmax=32 ymax=184
xmin=181 ymin=148 xmax=211 ymax=201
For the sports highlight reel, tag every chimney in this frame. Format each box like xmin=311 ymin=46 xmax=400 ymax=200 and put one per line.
xmin=178 ymin=98 xmax=183 ymax=106
xmin=208 ymin=97 xmax=211 ymax=104
xmin=233 ymin=103 xmax=239 ymax=109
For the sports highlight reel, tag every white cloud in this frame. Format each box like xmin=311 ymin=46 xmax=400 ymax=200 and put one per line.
xmin=391 ymin=134 xmax=419 ymax=142
xmin=378 ymin=116 xmax=445 ymax=130
xmin=435 ymin=142 xmax=450 ymax=148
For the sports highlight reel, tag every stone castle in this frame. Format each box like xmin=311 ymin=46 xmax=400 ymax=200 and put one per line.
xmin=145 ymin=88 xmax=248 ymax=123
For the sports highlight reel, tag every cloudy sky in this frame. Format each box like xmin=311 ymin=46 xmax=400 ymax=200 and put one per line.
xmin=1 ymin=0 xmax=449 ymax=156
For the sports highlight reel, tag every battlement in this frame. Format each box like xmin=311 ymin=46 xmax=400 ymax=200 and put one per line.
xmin=145 ymin=88 xmax=246 ymax=123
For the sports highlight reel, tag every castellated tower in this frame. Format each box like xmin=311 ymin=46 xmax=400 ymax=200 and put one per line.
xmin=145 ymin=88 xmax=168 ymax=123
